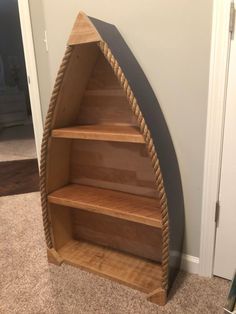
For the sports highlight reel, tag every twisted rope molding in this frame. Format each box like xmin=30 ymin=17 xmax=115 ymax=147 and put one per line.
xmin=98 ymin=41 xmax=169 ymax=290
xmin=40 ymin=45 xmax=73 ymax=249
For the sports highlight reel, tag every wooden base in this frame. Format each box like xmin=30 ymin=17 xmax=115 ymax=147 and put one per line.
xmin=58 ymin=239 xmax=162 ymax=292
xmin=147 ymin=288 xmax=167 ymax=306
xmin=47 ymin=242 xmax=167 ymax=306
xmin=47 ymin=248 xmax=63 ymax=266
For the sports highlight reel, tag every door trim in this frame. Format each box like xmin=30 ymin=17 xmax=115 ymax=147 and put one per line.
xmin=199 ymin=0 xmax=232 ymax=276
xmin=18 ymin=0 xmax=43 ymax=162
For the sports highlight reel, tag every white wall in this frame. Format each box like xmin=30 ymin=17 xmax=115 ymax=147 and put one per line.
xmin=31 ymin=0 xmax=213 ymax=258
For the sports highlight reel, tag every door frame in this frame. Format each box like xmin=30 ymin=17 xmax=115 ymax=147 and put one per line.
xmin=18 ymin=0 xmax=43 ymax=162
xmin=199 ymin=0 xmax=233 ymax=276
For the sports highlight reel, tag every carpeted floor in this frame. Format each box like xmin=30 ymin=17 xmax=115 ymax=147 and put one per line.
xmin=0 ymin=124 xmax=36 ymax=162
xmin=0 ymin=192 xmax=230 ymax=314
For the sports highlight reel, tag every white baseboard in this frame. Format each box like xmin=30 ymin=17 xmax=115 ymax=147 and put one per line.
xmin=181 ymin=254 xmax=200 ymax=274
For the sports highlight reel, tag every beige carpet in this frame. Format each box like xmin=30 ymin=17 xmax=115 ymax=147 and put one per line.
xmin=0 ymin=125 xmax=36 ymax=162
xmin=0 ymin=192 xmax=230 ymax=314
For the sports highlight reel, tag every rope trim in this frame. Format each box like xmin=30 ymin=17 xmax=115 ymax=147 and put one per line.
xmin=40 ymin=46 xmax=73 ymax=249
xmin=98 ymin=41 xmax=169 ymax=290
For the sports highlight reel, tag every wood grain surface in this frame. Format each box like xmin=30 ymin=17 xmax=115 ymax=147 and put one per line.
xmin=70 ymin=140 xmax=159 ymax=198
xmin=58 ymin=239 xmax=162 ymax=293
xmin=52 ymin=125 xmax=144 ymax=143
xmin=48 ymin=184 xmax=162 ymax=228
xmin=0 ymin=159 xmax=39 ymax=196
xmin=77 ymin=52 xmax=137 ymax=126
xmin=72 ymin=208 xmax=162 ymax=261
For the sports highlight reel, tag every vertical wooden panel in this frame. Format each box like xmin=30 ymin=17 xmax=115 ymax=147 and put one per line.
xmin=49 ymin=204 xmax=72 ymax=250
xmin=46 ymin=138 xmax=71 ymax=193
xmin=52 ymin=43 xmax=100 ymax=128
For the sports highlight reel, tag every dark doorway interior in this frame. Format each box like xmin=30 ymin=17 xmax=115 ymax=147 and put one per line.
xmin=0 ymin=0 xmax=31 ymax=125
xmin=0 ymin=0 xmax=39 ymax=196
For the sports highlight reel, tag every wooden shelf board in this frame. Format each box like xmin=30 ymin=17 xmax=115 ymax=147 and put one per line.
xmin=51 ymin=125 xmax=145 ymax=143
xmin=48 ymin=184 xmax=162 ymax=228
xmin=58 ymin=239 xmax=162 ymax=293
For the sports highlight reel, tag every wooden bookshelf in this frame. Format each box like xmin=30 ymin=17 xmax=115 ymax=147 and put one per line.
xmin=48 ymin=184 xmax=162 ymax=228
xmin=52 ymin=125 xmax=144 ymax=143
xmin=40 ymin=11 xmax=184 ymax=307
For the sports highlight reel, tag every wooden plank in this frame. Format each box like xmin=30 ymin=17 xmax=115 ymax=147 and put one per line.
xmin=49 ymin=204 xmax=73 ymax=250
xmin=72 ymin=209 xmax=162 ymax=261
xmin=46 ymin=138 xmax=71 ymax=193
xmin=70 ymin=140 xmax=159 ymax=198
xmin=78 ymin=89 xmax=137 ymax=126
xmin=52 ymin=125 xmax=144 ymax=143
xmin=48 ymin=184 xmax=162 ymax=228
xmin=58 ymin=239 xmax=162 ymax=293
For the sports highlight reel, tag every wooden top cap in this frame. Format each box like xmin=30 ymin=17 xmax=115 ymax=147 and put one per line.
xmin=68 ymin=12 xmax=102 ymax=45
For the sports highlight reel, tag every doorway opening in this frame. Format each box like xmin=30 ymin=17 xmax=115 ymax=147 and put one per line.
xmin=0 ymin=0 xmax=39 ymax=196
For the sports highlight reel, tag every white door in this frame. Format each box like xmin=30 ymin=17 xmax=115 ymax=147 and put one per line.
xmin=213 ymin=10 xmax=236 ymax=280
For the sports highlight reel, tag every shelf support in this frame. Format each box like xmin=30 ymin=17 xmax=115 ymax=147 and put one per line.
xmin=47 ymin=248 xmax=64 ymax=266
xmin=146 ymin=288 xmax=167 ymax=306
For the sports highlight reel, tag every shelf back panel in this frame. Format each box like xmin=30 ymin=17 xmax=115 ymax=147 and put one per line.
xmin=72 ymin=208 xmax=162 ymax=262
xmin=49 ymin=202 xmax=162 ymax=262
xmin=77 ymin=52 xmax=137 ymax=126
xmin=70 ymin=139 xmax=159 ymax=198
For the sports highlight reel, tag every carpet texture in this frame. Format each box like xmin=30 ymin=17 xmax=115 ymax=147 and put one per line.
xmin=0 ymin=125 xmax=36 ymax=162
xmin=0 ymin=192 xmax=230 ymax=314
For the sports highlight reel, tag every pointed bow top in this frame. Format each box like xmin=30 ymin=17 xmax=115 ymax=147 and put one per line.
xmin=68 ymin=12 xmax=102 ymax=45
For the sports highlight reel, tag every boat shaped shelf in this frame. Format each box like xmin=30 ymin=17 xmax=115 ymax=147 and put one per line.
xmin=40 ymin=12 xmax=184 ymax=306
